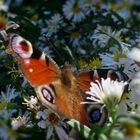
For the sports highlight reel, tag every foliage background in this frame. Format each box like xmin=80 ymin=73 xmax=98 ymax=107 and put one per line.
xmin=1 ymin=0 xmax=140 ymax=140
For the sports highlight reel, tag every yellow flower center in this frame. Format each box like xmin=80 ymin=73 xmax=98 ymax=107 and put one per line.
xmin=48 ymin=112 xmax=60 ymax=125
xmin=31 ymin=15 xmax=38 ymax=20
xmin=71 ymin=31 xmax=80 ymax=38
xmin=110 ymin=3 xmax=120 ymax=11
xmin=78 ymin=59 xmax=87 ymax=67
xmin=122 ymin=123 xmax=139 ymax=137
xmin=84 ymin=0 xmax=92 ymax=4
xmin=72 ymin=6 xmax=81 ymax=13
xmin=114 ymin=53 xmax=127 ymax=62
xmin=88 ymin=58 xmax=102 ymax=69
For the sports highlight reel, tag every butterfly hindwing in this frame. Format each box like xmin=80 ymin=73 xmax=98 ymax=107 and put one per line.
xmin=77 ymin=69 xmax=128 ymax=92
xmin=77 ymin=69 xmax=128 ymax=127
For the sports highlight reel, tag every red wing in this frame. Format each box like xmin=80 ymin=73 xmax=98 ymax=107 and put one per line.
xmin=20 ymin=58 xmax=59 ymax=86
xmin=9 ymin=34 xmax=60 ymax=87
xmin=19 ymin=57 xmax=60 ymax=87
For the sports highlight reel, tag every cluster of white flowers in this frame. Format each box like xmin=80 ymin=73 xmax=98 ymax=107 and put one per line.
xmin=83 ymin=46 xmax=140 ymax=119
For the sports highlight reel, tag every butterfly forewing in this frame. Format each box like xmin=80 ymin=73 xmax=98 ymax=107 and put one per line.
xmin=9 ymin=34 xmax=60 ymax=87
xmin=9 ymin=34 xmax=89 ymax=125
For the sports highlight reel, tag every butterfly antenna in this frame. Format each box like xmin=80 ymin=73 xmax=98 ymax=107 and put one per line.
xmin=42 ymin=35 xmax=79 ymax=68
xmin=42 ymin=34 xmax=64 ymax=62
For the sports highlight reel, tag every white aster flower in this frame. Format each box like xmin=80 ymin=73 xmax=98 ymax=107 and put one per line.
xmin=83 ymin=0 xmax=99 ymax=14
xmin=11 ymin=116 xmax=25 ymax=130
xmin=91 ymin=27 xmax=126 ymax=48
xmin=90 ymin=31 xmax=109 ymax=48
xmin=99 ymin=52 xmax=140 ymax=79
xmin=69 ymin=30 xmax=82 ymax=47
xmin=44 ymin=13 xmax=64 ymax=37
xmin=63 ymin=0 xmax=86 ymax=23
xmin=36 ymin=109 xmax=73 ymax=140
xmin=67 ymin=23 xmax=85 ymax=47
xmin=23 ymin=96 xmax=38 ymax=109
xmin=11 ymin=112 xmax=31 ymax=130
xmin=1 ymin=85 xmax=20 ymax=102
xmin=83 ymin=78 xmax=127 ymax=110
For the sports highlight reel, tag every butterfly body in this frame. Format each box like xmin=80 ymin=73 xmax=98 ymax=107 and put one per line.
xmin=35 ymin=65 xmax=89 ymax=125
xmin=8 ymin=34 xmax=128 ymax=127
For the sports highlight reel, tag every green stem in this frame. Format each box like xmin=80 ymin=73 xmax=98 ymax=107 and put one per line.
xmin=107 ymin=106 xmax=118 ymax=138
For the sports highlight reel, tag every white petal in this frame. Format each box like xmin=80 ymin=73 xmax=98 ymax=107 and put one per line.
xmin=86 ymin=96 xmax=101 ymax=103
xmin=37 ymin=120 xmax=47 ymax=129
xmin=127 ymin=47 xmax=140 ymax=62
xmin=46 ymin=126 xmax=53 ymax=139
xmin=90 ymin=82 xmax=103 ymax=98
xmin=55 ymin=125 xmax=69 ymax=140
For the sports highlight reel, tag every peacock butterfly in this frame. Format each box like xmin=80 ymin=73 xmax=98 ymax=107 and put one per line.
xmin=6 ymin=34 xmax=128 ymax=127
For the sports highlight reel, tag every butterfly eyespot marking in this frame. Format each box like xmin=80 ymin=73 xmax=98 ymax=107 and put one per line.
xmin=10 ymin=34 xmax=33 ymax=58
xmin=86 ymin=103 xmax=108 ymax=127
xmin=41 ymin=87 xmax=55 ymax=104
xmin=89 ymin=109 xmax=101 ymax=123
xmin=35 ymin=84 xmax=56 ymax=107
xmin=19 ymin=40 xmax=30 ymax=52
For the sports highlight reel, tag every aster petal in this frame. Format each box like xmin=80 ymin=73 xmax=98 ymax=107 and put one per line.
xmin=90 ymin=82 xmax=103 ymax=98
xmin=55 ymin=125 xmax=70 ymax=140
xmin=101 ymin=78 xmax=111 ymax=97
xmin=86 ymin=96 xmax=101 ymax=103
xmin=46 ymin=126 xmax=53 ymax=140
xmin=37 ymin=120 xmax=47 ymax=129
xmin=36 ymin=111 xmax=43 ymax=119
xmin=127 ymin=47 xmax=140 ymax=62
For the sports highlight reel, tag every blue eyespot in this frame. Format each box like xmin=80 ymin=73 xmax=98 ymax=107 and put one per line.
xmin=86 ymin=103 xmax=108 ymax=127
xmin=89 ymin=109 xmax=101 ymax=123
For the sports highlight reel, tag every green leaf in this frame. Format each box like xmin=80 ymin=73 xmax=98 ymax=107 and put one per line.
xmin=118 ymin=114 xmax=140 ymax=128
xmin=0 ymin=101 xmax=8 ymax=110
xmin=97 ymin=32 xmax=123 ymax=50
xmin=67 ymin=119 xmax=95 ymax=140
xmin=64 ymin=45 xmax=75 ymax=61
